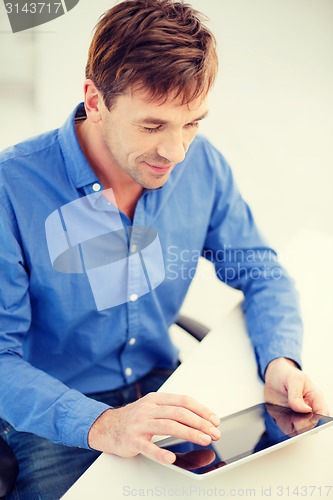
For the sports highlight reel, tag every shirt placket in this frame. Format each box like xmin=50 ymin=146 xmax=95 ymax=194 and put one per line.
xmin=121 ymin=197 xmax=147 ymax=384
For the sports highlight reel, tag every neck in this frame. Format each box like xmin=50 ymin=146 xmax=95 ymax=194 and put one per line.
xmin=75 ymin=119 xmax=142 ymax=220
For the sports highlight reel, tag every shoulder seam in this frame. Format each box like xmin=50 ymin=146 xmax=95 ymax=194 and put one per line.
xmin=0 ymin=130 xmax=59 ymax=167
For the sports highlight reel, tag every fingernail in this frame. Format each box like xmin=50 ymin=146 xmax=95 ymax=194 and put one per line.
xmin=201 ymin=434 xmax=211 ymax=445
xmin=163 ymin=453 xmax=175 ymax=464
xmin=210 ymin=414 xmax=220 ymax=426
xmin=210 ymin=426 xmax=221 ymax=439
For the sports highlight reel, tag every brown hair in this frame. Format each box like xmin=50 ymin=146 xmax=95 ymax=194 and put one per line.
xmin=85 ymin=0 xmax=218 ymax=109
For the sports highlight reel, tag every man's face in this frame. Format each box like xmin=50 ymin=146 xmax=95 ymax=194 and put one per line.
xmin=97 ymin=88 xmax=209 ymax=190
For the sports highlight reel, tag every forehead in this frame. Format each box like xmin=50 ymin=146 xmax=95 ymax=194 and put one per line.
xmin=113 ymin=86 xmax=209 ymax=119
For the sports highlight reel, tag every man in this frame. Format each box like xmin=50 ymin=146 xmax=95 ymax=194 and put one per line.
xmin=0 ymin=0 xmax=328 ymax=498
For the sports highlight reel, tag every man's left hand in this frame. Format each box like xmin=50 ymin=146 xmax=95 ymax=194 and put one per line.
xmin=264 ymin=357 xmax=329 ymax=415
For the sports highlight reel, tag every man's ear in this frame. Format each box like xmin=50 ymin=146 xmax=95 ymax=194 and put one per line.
xmin=83 ymin=79 xmax=103 ymax=123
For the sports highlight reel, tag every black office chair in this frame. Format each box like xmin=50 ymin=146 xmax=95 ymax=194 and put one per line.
xmin=174 ymin=313 xmax=210 ymax=342
xmin=0 ymin=314 xmax=210 ymax=497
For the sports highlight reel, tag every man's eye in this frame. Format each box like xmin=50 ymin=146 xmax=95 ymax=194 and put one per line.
xmin=185 ymin=122 xmax=199 ymax=129
xmin=143 ymin=126 xmax=161 ymax=133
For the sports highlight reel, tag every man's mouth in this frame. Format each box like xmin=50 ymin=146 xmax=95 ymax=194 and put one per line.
xmin=144 ymin=162 xmax=172 ymax=174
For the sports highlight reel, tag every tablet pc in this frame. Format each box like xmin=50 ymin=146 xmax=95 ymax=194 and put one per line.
xmin=155 ymin=403 xmax=333 ymax=480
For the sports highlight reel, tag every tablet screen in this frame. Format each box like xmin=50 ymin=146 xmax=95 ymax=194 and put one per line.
xmin=156 ymin=403 xmax=333 ymax=476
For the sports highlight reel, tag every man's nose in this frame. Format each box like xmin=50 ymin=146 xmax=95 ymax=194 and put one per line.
xmin=156 ymin=132 xmax=186 ymax=165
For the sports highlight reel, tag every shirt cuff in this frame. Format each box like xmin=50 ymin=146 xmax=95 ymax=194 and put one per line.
xmin=60 ymin=390 xmax=111 ymax=449
xmin=256 ymin=341 xmax=302 ymax=382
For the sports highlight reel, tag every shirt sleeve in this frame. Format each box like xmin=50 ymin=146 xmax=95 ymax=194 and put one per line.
xmin=202 ymin=141 xmax=303 ymax=379
xmin=0 ymin=204 xmax=110 ymax=449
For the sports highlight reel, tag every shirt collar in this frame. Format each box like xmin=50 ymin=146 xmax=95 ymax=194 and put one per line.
xmin=58 ymin=103 xmax=100 ymax=190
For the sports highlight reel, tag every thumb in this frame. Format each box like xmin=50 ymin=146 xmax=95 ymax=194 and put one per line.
xmin=288 ymin=384 xmax=312 ymax=413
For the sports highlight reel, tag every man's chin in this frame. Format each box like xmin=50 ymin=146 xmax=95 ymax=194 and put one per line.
xmin=140 ymin=174 xmax=170 ymax=190
xmin=149 ymin=181 xmax=169 ymax=190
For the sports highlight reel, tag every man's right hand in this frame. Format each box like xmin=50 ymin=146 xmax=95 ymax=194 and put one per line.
xmin=87 ymin=392 xmax=221 ymax=465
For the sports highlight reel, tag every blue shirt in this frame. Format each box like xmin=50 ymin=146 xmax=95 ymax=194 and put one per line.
xmin=0 ymin=103 xmax=302 ymax=449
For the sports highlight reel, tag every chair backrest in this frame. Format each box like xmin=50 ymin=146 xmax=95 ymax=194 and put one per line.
xmin=175 ymin=314 xmax=210 ymax=341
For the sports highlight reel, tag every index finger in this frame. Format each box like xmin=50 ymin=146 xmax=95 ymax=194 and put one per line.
xmin=152 ymin=392 xmax=220 ymax=426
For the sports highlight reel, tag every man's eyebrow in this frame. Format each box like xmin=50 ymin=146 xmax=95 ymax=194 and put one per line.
xmin=138 ymin=111 xmax=209 ymax=126
xmin=194 ymin=110 xmax=209 ymax=122
xmin=139 ymin=118 xmax=168 ymax=125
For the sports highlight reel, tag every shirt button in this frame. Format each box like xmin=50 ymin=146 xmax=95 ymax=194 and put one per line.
xmin=125 ymin=367 xmax=133 ymax=377
xmin=129 ymin=293 xmax=138 ymax=302
xmin=130 ymin=244 xmax=137 ymax=253
xmin=128 ymin=337 xmax=136 ymax=346
xmin=92 ymin=183 xmax=101 ymax=192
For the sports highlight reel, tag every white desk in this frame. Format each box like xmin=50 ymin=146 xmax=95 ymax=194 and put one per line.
xmin=63 ymin=230 xmax=333 ymax=499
